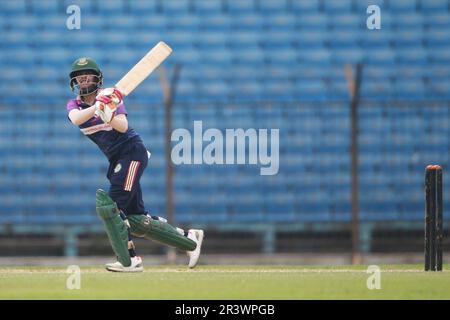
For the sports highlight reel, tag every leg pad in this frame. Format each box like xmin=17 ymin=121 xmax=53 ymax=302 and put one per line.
xmin=96 ymin=189 xmax=131 ymax=267
xmin=128 ymin=215 xmax=196 ymax=251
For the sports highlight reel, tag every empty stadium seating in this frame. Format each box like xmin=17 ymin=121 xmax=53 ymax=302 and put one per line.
xmin=0 ymin=0 xmax=449 ymax=226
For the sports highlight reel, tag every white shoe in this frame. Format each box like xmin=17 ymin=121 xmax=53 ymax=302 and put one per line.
xmin=187 ymin=229 xmax=204 ymax=269
xmin=105 ymin=256 xmax=144 ymax=272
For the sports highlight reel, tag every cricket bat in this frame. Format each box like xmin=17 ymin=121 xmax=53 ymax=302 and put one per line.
xmin=115 ymin=41 xmax=173 ymax=96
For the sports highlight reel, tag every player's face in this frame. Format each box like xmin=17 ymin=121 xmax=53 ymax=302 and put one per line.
xmin=76 ymin=74 xmax=97 ymax=89
xmin=70 ymin=70 xmax=102 ymax=96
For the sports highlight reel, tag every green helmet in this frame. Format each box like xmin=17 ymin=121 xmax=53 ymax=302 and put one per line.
xmin=69 ymin=57 xmax=103 ymax=96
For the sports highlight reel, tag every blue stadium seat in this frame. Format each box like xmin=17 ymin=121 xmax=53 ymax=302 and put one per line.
xmin=128 ymin=0 xmax=156 ymax=14
xmin=426 ymin=64 xmax=450 ymax=79
xmin=425 ymin=30 xmax=450 ymax=48
xmin=261 ymin=80 xmax=295 ymax=101
xmin=0 ymin=30 xmax=31 ymax=49
xmin=298 ymin=48 xmax=332 ymax=65
xmin=393 ymin=78 xmax=425 ymax=99
xmin=0 ymin=82 xmax=29 ymax=104
xmin=37 ymin=48 xmax=72 ymax=68
xmin=258 ymin=0 xmax=288 ymax=13
xmin=165 ymin=31 xmax=197 ymax=50
xmin=194 ymin=65 xmax=226 ymax=82
xmin=233 ymin=47 xmax=265 ymax=67
xmin=360 ymin=80 xmax=393 ymax=100
xmin=63 ymin=0 xmax=93 ymax=12
xmin=429 ymin=47 xmax=450 ymax=63
xmin=200 ymin=48 xmax=233 ymax=67
xmin=390 ymin=0 xmax=418 ymax=12
xmin=198 ymin=14 xmax=230 ymax=31
xmin=420 ymin=0 xmax=449 ymax=12
xmin=230 ymin=82 xmax=263 ymax=102
xmin=103 ymin=16 xmax=138 ymax=32
xmin=396 ymin=48 xmax=428 ymax=65
xmin=426 ymin=79 xmax=450 ymax=99
xmin=6 ymin=14 xmax=39 ymax=30
xmin=424 ymin=12 xmax=450 ymax=29
xmin=291 ymin=0 xmax=320 ymax=12
xmin=331 ymin=203 xmax=352 ymax=221
xmin=228 ymin=30 xmax=260 ymax=49
xmin=192 ymin=204 xmax=228 ymax=223
xmin=195 ymin=31 xmax=227 ymax=49
xmin=265 ymin=207 xmax=296 ymax=222
xmin=329 ymin=14 xmax=363 ymax=30
xmin=294 ymin=79 xmax=327 ymax=101
xmin=358 ymin=29 xmax=392 ymax=50
xmin=355 ymin=0 xmax=386 ymax=11
xmin=128 ymin=30 xmax=164 ymax=50
xmin=30 ymin=0 xmax=59 ymax=15
xmin=1 ymin=0 xmax=27 ymax=15
xmin=296 ymin=13 xmax=328 ymax=30
xmin=194 ymin=0 xmax=224 ymax=14
xmin=230 ymin=13 xmax=263 ymax=30
xmin=137 ymin=15 xmax=167 ymax=32
xmin=226 ymin=0 xmax=256 ymax=14
xmin=32 ymin=31 xmax=70 ymax=49
xmin=331 ymin=48 xmax=364 ymax=64
xmin=364 ymin=64 xmax=395 ymax=78
xmin=398 ymin=201 xmax=422 ymax=220
xmin=328 ymin=82 xmax=350 ymax=100
xmin=261 ymin=30 xmax=296 ymax=49
xmin=365 ymin=47 xmax=395 ymax=65
xmin=393 ymin=29 xmax=424 ymax=48
xmin=98 ymin=31 xmax=131 ymax=51
xmin=296 ymin=30 xmax=327 ymax=48
xmin=328 ymin=30 xmax=359 ymax=48
xmin=103 ymin=47 xmax=143 ymax=67
xmin=197 ymin=80 xmax=229 ymax=102
xmin=265 ymin=47 xmax=298 ymax=66
xmin=40 ymin=15 xmax=67 ymax=32
xmin=261 ymin=13 xmax=295 ymax=30
xmin=228 ymin=211 xmax=264 ymax=222
xmin=168 ymin=14 xmax=199 ymax=31
xmin=263 ymin=64 xmax=292 ymax=81
xmin=298 ymin=201 xmax=330 ymax=219
xmin=391 ymin=13 xmax=424 ymax=30
xmin=323 ymin=0 xmax=353 ymax=13
xmin=96 ymin=0 xmax=126 ymax=16
xmin=162 ymin=0 xmax=192 ymax=15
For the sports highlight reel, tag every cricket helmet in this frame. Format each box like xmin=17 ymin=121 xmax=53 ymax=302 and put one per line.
xmin=69 ymin=57 xmax=103 ymax=96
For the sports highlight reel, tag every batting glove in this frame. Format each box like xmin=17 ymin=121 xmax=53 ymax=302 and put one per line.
xmin=96 ymin=87 xmax=123 ymax=106
xmin=94 ymin=88 xmax=123 ymax=123
xmin=94 ymin=100 xmax=116 ymax=123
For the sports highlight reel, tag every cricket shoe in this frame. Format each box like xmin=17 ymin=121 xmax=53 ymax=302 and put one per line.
xmin=105 ymin=256 xmax=144 ymax=273
xmin=187 ymin=229 xmax=204 ymax=269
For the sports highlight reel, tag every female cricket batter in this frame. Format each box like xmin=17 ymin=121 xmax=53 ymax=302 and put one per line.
xmin=67 ymin=57 xmax=203 ymax=272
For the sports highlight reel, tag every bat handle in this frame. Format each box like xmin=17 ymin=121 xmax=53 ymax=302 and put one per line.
xmin=113 ymin=88 xmax=124 ymax=101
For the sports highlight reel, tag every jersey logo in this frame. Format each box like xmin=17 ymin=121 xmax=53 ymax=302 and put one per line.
xmin=114 ymin=163 xmax=122 ymax=174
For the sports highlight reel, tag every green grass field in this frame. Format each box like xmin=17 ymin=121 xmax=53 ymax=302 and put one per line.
xmin=1 ymin=265 xmax=450 ymax=299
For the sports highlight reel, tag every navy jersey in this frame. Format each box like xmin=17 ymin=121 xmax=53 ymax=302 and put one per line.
xmin=66 ymin=98 xmax=142 ymax=160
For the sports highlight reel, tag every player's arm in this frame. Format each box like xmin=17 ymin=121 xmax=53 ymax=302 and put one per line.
xmin=109 ymin=114 xmax=128 ymax=133
xmin=68 ymin=106 xmax=96 ymax=126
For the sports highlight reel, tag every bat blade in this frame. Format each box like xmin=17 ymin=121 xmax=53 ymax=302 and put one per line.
xmin=115 ymin=41 xmax=172 ymax=96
